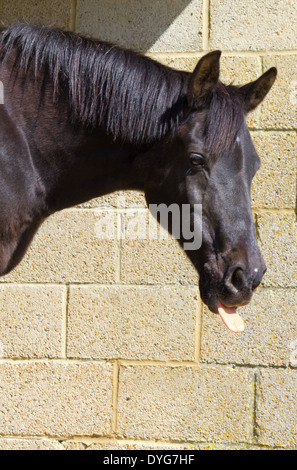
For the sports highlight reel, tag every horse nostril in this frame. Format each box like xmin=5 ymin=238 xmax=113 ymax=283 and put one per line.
xmin=225 ymin=263 xmax=264 ymax=295
xmin=230 ymin=267 xmax=246 ymax=291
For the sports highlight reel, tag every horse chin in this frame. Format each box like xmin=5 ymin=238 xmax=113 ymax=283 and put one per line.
xmin=199 ymin=282 xmax=252 ymax=314
xmin=198 ymin=279 xmax=219 ymax=314
xmin=206 ymin=291 xmax=219 ymax=314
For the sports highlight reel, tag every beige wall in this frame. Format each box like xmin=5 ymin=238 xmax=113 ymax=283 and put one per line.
xmin=0 ymin=0 xmax=296 ymax=450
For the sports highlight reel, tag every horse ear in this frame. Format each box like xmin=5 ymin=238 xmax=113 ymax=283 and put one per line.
xmin=188 ymin=50 xmax=221 ymax=107
xmin=240 ymin=67 xmax=277 ymax=113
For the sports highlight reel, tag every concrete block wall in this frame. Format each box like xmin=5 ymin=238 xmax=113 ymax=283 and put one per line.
xmin=0 ymin=0 xmax=296 ymax=450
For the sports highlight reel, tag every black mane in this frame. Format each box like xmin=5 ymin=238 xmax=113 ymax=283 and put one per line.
xmin=0 ymin=23 xmax=189 ymax=144
xmin=0 ymin=23 xmax=244 ymax=152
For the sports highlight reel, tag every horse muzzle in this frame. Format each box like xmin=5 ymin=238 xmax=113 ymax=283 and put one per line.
xmin=199 ymin=257 xmax=267 ymax=333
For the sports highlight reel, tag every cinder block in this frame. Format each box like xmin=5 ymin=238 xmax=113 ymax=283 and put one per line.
xmin=261 ymin=55 xmax=297 ymax=129
xmin=149 ymin=54 xmax=203 ymax=72
xmin=0 ymin=361 xmax=113 ymax=437
xmin=251 ymin=132 xmax=297 ymax=209
xmin=0 ymin=0 xmax=72 ymax=29
xmin=201 ymin=288 xmax=297 ymax=367
xmin=76 ymin=0 xmax=203 ymax=52
xmin=210 ymin=0 xmax=297 ymax=51
xmin=67 ymin=285 xmax=198 ymax=361
xmin=77 ymin=190 xmax=147 ymax=209
xmin=85 ymin=441 xmax=194 ymax=450
xmin=1 ymin=209 xmax=117 ymax=283
xmin=85 ymin=441 xmax=264 ymax=450
xmin=0 ymin=285 xmax=65 ymax=359
xmin=0 ymin=439 xmax=64 ymax=450
xmin=256 ymin=212 xmax=297 ymax=288
xmin=117 ymin=365 xmax=251 ymax=442
xmin=256 ymin=369 xmax=297 ymax=447
xmin=220 ymin=55 xmax=261 ymax=86
xmin=220 ymin=55 xmax=262 ymax=128
xmin=121 ymin=210 xmax=199 ymax=285
xmin=62 ymin=441 xmax=86 ymax=450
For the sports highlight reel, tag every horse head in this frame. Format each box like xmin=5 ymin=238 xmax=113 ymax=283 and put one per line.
xmin=144 ymin=51 xmax=277 ymax=332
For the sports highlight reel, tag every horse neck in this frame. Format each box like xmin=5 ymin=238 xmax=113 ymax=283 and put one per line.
xmin=29 ymin=116 xmax=158 ymax=212
xmin=1 ymin=57 xmax=181 ymax=213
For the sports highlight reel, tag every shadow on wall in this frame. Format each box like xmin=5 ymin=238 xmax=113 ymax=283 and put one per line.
xmin=0 ymin=0 xmax=198 ymax=53
xmin=76 ymin=0 xmax=198 ymax=52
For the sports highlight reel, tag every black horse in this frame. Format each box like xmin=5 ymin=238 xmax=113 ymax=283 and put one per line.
xmin=0 ymin=24 xmax=277 ymax=332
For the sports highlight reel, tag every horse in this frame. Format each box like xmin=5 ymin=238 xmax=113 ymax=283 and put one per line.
xmin=0 ymin=24 xmax=277 ymax=333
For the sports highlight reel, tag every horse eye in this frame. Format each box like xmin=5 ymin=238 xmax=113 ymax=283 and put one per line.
xmin=189 ymin=153 xmax=205 ymax=167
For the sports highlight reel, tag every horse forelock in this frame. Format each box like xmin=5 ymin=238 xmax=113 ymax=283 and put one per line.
xmin=204 ymin=82 xmax=246 ymax=158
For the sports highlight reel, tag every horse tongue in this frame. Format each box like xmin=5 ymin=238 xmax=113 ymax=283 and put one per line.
xmin=217 ymin=299 xmax=245 ymax=333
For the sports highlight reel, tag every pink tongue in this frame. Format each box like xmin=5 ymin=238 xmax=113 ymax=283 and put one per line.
xmin=217 ymin=299 xmax=245 ymax=333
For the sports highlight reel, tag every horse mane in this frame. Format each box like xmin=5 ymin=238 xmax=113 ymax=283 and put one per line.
xmin=0 ymin=23 xmax=189 ymax=144
xmin=0 ymin=23 xmax=245 ymax=152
